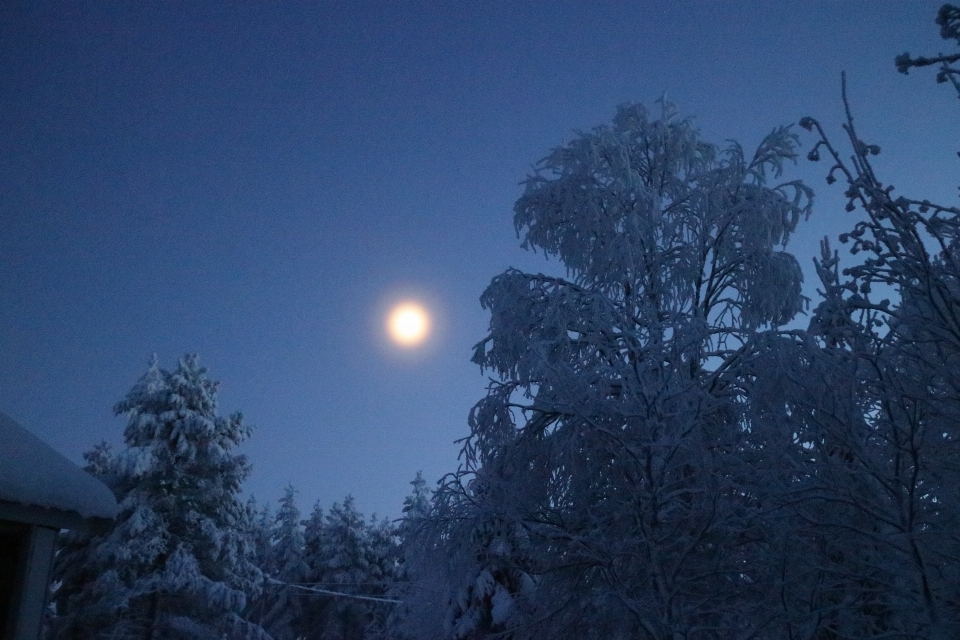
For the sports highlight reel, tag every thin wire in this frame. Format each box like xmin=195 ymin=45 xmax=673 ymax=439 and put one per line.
xmin=266 ymin=578 xmax=401 ymax=604
xmin=280 ymin=581 xmax=393 ymax=587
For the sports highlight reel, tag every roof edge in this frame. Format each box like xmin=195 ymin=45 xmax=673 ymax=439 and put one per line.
xmin=0 ymin=500 xmax=113 ymax=533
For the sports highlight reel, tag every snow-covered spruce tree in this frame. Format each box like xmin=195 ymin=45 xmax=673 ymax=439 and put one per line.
xmin=384 ymin=472 xmax=442 ymax=640
xmin=250 ymin=485 xmax=309 ymax=640
xmin=299 ymin=498 xmax=326 ymax=635
xmin=47 ymin=442 xmax=127 ymax=636
xmin=397 ymin=472 xmax=431 ymax=555
xmin=788 ymin=65 xmax=960 ymax=638
xmin=392 ymin=471 xmax=433 ymax=590
xmin=49 ymin=354 xmax=270 ymax=640
xmin=401 ymin=101 xmax=814 ymax=639
xmin=298 ymin=496 xmax=398 ymax=640
xmin=248 ymin=497 xmax=274 ymax=597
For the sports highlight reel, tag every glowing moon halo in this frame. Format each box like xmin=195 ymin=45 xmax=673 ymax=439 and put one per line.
xmin=387 ymin=302 xmax=431 ymax=347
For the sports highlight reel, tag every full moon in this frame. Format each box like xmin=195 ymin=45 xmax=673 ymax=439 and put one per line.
xmin=387 ymin=302 xmax=431 ymax=347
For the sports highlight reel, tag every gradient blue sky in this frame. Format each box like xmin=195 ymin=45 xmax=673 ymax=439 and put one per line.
xmin=2 ymin=1 xmax=956 ymax=519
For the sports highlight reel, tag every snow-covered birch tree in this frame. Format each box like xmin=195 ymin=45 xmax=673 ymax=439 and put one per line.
xmin=401 ymin=100 xmax=814 ymax=639
xmin=896 ymin=3 xmax=960 ymax=99
xmin=785 ymin=57 xmax=960 ymax=636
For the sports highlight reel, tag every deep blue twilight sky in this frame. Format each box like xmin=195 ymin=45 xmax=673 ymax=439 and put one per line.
xmin=2 ymin=1 xmax=957 ymax=519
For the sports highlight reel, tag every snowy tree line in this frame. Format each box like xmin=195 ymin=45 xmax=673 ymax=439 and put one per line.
xmin=50 ymin=6 xmax=960 ymax=639
xmin=48 ymin=355 xmax=430 ymax=640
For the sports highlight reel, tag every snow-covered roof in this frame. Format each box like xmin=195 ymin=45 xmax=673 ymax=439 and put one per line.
xmin=0 ymin=411 xmax=118 ymax=529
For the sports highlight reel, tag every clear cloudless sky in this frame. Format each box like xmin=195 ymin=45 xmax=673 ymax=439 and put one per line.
xmin=1 ymin=1 xmax=957 ymax=519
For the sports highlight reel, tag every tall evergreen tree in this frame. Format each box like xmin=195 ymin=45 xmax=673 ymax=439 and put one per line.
xmin=255 ymin=485 xmax=309 ymax=640
xmin=249 ymin=498 xmax=274 ymax=586
xmin=49 ymin=355 xmax=270 ymax=640
xmin=385 ymin=472 xmax=443 ymax=640
xmin=396 ymin=471 xmax=431 ymax=571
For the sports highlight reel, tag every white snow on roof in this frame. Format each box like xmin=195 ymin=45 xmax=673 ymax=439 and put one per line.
xmin=0 ymin=411 xmax=118 ymax=521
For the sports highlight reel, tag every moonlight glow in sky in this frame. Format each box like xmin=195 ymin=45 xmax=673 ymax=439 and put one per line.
xmin=1 ymin=1 xmax=955 ymax=519
xmin=387 ymin=302 xmax=430 ymax=347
